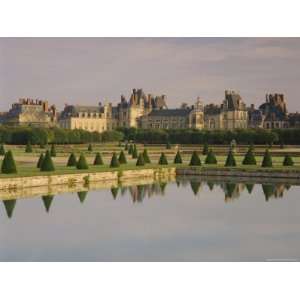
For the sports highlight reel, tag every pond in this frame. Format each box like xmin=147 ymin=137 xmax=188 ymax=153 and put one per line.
xmin=0 ymin=177 xmax=300 ymax=261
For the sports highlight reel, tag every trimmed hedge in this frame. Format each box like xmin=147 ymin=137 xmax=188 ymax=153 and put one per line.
xmin=174 ymin=150 xmax=182 ymax=164
xmin=37 ymin=153 xmax=45 ymax=168
xmin=1 ymin=150 xmax=17 ymax=174
xmin=132 ymin=144 xmax=138 ymax=158
xmin=205 ymin=150 xmax=217 ymax=164
xmin=88 ymin=143 xmax=93 ymax=152
xmin=118 ymin=150 xmax=127 ymax=164
xmin=25 ymin=142 xmax=33 ymax=153
xmin=94 ymin=152 xmax=104 ymax=165
xmin=202 ymin=143 xmax=209 ymax=155
xmin=40 ymin=150 xmax=55 ymax=171
xmin=283 ymin=154 xmax=294 ymax=166
xmin=50 ymin=144 xmax=56 ymax=157
xmin=158 ymin=152 xmax=168 ymax=165
xmin=76 ymin=153 xmax=89 ymax=170
xmin=0 ymin=144 xmax=5 ymax=156
xmin=142 ymin=149 xmax=151 ymax=164
xmin=189 ymin=151 xmax=201 ymax=166
xmin=225 ymin=150 xmax=237 ymax=167
xmin=261 ymin=149 xmax=273 ymax=168
xmin=67 ymin=153 xmax=77 ymax=167
xmin=242 ymin=148 xmax=257 ymax=165
xmin=110 ymin=152 xmax=120 ymax=168
xmin=136 ymin=153 xmax=145 ymax=166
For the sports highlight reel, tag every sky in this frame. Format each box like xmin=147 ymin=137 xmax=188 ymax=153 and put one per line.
xmin=0 ymin=37 xmax=300 ymax=112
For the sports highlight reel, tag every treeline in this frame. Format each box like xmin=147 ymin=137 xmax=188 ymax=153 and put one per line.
xmin=118 ymin=128 xmax=300 ymax=145
xmin=0 ymin=126 xmax=124 ymax=145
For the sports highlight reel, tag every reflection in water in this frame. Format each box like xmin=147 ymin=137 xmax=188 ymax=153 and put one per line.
xmin=0 ymin=179 xmax=295 ymax=219
xmin=42 ymin=195 xmax=54 ymax=212
xmin=2 ymin=199 xmax=17 ymax=218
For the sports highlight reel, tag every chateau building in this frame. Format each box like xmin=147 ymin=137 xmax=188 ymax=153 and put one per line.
xmin=0 ymin=98 xmax=57 ymax=127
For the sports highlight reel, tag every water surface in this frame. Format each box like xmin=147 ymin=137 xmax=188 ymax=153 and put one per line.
xmin=1 ymin=177 xmax=299 ymax=261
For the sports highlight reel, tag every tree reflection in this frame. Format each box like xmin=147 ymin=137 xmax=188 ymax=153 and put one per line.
xmin=42 ymin=195 xmax=54 ymax=212
xmin=2 ymin=199 xmax=16 ymax=219
xmin=190 ymin=181 xmax=201 ymax=196
xmin=111 ymin=187 xmax=119 ymax=199
xmin=77 ymin=191 xmax=88 ymax=203
xmin=245 ymin=184 xmax=254 ymax=194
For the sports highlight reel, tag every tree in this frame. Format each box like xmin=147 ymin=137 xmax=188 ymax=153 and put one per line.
xmin=118 ymin=150 xmax=127 ymax=164
xmin=110 ymin=152 xmax=120 ymax=168
xmin=124 ymin=143 xmax=128 ymax=151
xmin=1 ymin=150 xmax=17 ymax=174
xmin=37 ymin=153 xmax=44 ymax=168
xmin=50 ymin=144 xmax=56 ymax=157
xmin=205 ymin=149 xmax=217 ymax=164
xmin=40 ymin=150 xmax=55 ymax=171
xmin=174 ymin=150 xmax=182 ymax=164
xmin=25 ymin=141 xmax=33 ymax=153
xmin=202 ymin=143 xmax=209 ymax=155
xmin=132 ymin=144 xmax=138 ymax=158
xmin=76 ymin=153 xmax=89 ymax=170
xmin=142 ymin=149 xmax=151 ymax=164
xmin=128 ymin=144 xmax=133 ymax=155
xmin=189 ymin=151 xmax=201 ymax=166
xmin=88 ymin=143 xmax=93 ymax=151
xmin=158 ymin=152 xmax=168 ymax=165
xmin=67 ymin=152 xmax=77 ymax=167
xmin=283 ymin=154 xmax=294 ymax=166
xmin=166 ymin=141 xmax=171 ymax=149
xmin=93 ymin=152 xmax=104 ymax=165
xmin=242 ymin=147 xmax=257 ymax=165
xmin=0 ymin=144 xmax=5 ymax=156
xmin=261 ymin=149 xmax=273 ymax=168
xmin=136 ymin=153 xmax=145 ymax=166
xmin=225 ymin=150 xmax=237 ymax=167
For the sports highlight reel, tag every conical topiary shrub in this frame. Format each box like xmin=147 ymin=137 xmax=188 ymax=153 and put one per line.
xmin=205 ymin=149 xmax=217 ymax=164
xmin=88 ymin=143 xmax=93 ymax=152
xmin=76 ymin=153 xmax=89 ymax=170
xmin=132 ymin=144 xmax=138 ymax=158
xmin=1 ymin=150 xmax=17 ymax=174
xmin=118 ymin=150 xmax=127 ymax=164
xmin=50 ymin=144 xmax=56 ymax=157
xmin=37 ymin=153 xmax=44 ymax=168
xmin=93 ymin=152 xmax=104 ymax=165
xmin=110 ymin=152 xmax=120 ymax=168
xmin=136 ymin=153 xmax=145 ymax=166
xmin=142 ymin=149 xmax=151 ymax=164
xmin=174 ymin=150 xmax=183 ymax=164
xmin=202 ymin=143 xmax=209 ymax=155
xmin=166 ymin=141 xmax=171 ymax=149
xmin=0 ymin=144 xmax=5 ymax=156
xmin=67 ymin=152 xmax=77 ymax=167
xmin=128 ymin=144 xmax=133 ymax=155
xmin=283 ymin=154 xmax=294 ymax=166
xmin=242 ymin=147 xmax=257 ymax=165
xmin=225 ymin=150 xmax=237 ymax=167
xmin=40 ymin=150 xmax=55 ymax=171
xmin=261 ymin=149 xmax=273 ymax=168
xmin=158 ymin=153 xmax=168 ymax=165
xmin=25 ymin=141 xmax=33 ymax=153
xmin=189 ymin=151 xmax=201 ymax=166
xmin=124 ymin=143 xmax=128 ymax=151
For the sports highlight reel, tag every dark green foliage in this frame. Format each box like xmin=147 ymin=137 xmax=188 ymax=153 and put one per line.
xmin=225 ymin=150 xmax=237 ymax=167
xmin=261 ymin=149 xmax=273 ymax=168
xmin=242 ymin=148 xmax=257 ymax=165
xmin=25 ymin=141 xmax=33 ymax=153
xmin=88 ymin=143 xmax=93 ymax=152
xmin=283 ymin=154 xmax=294 ymax=166
xmin=2 ymin=199 xmax=16 ymax=218
xmin=142 ymin=149 xmax=151 ymax=164
xmin=166 ymin=141 xmax=171 ymax=149
xmin=42 ymin=195 xmax=54 ymax=212
xmin=128 ymin=144 xmax=133 ymax=155
xmin=77 ymin=191 xmax=88 ymax=203
xmin=158 ymin=152 xmax=168 ymax=165
xmin=118 ymin=150 xmax=127 ymax=164
xmin=205 ymin=150 xmax=217 ymax=164
xmin=174 ymin=150 xmax=182 ymax=164
xmin=0 ymin=144 xmax=5 ymax=156
xmin=136 ymin=153 xmax=145 ymax=166
xmin=159 ymin=182 xmax=167 ymax=193
xmin=50 ymin=144 xmax=56 ymax=157
xmin=93 ymin=152 xmax=104 ymax=165
xmin=37 ymin=153 xmax=44 ymax=168
xmin=207 ymin=182 xmax=214 ymax=191
xmin=202 ymin=143 xmax=209 ymax=155
xmin=40 ymin=150 xmax=55 ymax=171
xmin=1 ymin=150 xmax=17 ymax=174
xmin=124 ymin=143 xmax=128 ymax=151
xmin=189 ymin=151 xmax=201 ymax=166
xmin=132 ymin=144 xmax=138 ymax=158
xmin=111 ymin=187 xmax=119 ymax=199
xmin=245 ymin=184 xmax=254 ymax=194
xmin=110 ymin=152 xmax=120 ymax=168
xmin=40 ymin=142 xmax=46 ymax=149
xmin=190 ymin=181 xmax=201 ymax=195
xmin=225 ymin=183 xmax=237 ymax=199
xmin=67 ymin=152 xmax=77 ymax=167
xmin=76 ymin=153 xmax=89 ymax=170
xmin=262 ymin=184 xmax=275 ymax=201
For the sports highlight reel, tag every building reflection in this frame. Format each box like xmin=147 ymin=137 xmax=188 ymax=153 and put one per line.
xmin=0 ymin=179 xmax=296 ymax=218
